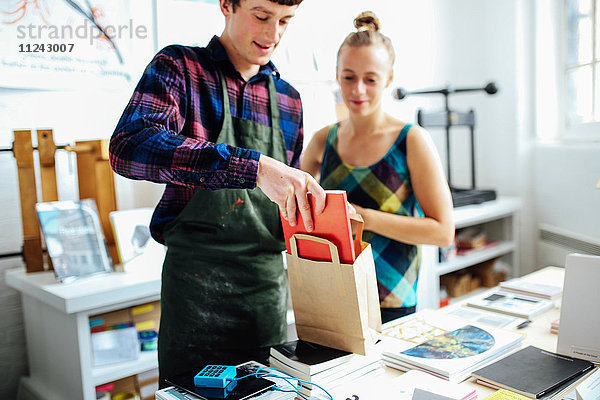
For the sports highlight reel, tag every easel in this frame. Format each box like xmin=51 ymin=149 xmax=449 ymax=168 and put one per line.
xmin=11 ymin=129 xmax=118 ymax=273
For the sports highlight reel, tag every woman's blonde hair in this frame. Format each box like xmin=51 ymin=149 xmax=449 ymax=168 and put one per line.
xmin=337 ymin=11 xmax=395 ymax=67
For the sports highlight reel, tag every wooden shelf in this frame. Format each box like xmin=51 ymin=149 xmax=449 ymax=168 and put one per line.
xmin=447 ymin=287 xmax=490 ymax=306
xmin=437 ymin=241 xmax=516 ymax=276
xmin=417 ymin=197 xmax=521 ymax=311
xmin=92 ymin=350 xmax=158 ymax=387
xmin=453 ymin=198 xmax=521 ymax=229
xmin=5 ymin=254 xmax=164 ymax=400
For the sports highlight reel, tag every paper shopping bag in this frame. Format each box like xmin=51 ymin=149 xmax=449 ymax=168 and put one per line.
xmin=285 ymin=215 xmax=382 ymax=355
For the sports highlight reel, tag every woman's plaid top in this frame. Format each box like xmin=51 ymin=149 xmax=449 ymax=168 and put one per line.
xmin=320 ymin=123 xmax=423 ymax=308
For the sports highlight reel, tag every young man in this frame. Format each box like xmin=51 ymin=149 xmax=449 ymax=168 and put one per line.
xmin=109 ymin=0 xmax=325 ymax=386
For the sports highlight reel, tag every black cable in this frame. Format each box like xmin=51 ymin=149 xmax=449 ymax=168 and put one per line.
xmin=0 ymin=252 xmax=23 ymax=259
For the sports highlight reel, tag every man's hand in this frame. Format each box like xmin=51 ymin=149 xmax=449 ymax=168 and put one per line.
xmin=256 ymin=155 xmax=325 ymax=232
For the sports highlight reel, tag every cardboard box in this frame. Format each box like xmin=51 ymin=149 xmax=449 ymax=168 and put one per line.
xmin=456 ymin=228 xmax=487 ymax=249
xmin=136 ymin=368 xmax=159 ymax=400
xmin=471 ymin=258 xmax=501 ymax=287
xmin=440 ymin=272 xmax=472 ymax=298
xmin=470 ymin=276 xmax=482 ymax=291
xmin=109 ymin=375 xmax=138 ymax=399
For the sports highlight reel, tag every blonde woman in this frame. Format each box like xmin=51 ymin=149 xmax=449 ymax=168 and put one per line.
xmin=302 ymin=11 xmax=454 ymax=323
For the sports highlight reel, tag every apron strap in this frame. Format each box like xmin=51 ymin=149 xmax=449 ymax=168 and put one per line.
xmin=267 ymin=75 xmax=288 ymax=164
xmin=267 ymin=75 xmax=280 ymax=133
xmin=217 ymin=69 xmax=287 ymax=164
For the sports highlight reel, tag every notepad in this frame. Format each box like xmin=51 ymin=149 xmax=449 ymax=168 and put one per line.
xmin=471 ymin=346 xmax=594 ymax=399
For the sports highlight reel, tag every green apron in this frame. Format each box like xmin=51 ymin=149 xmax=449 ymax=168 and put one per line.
xmin=158 ymin=70 xmax=289 ymax=385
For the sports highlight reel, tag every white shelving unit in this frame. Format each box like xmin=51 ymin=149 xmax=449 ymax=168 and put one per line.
xmin=5 ymin=255 xmax=163 ymax=400
xmin=417 ymin=197 xmax=521 ymax=310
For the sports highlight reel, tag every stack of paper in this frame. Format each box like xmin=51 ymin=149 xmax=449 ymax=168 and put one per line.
xmin=466 ymin=291 xmax=555 ymax=319
xmin=499 ymin=278 xmax=562 ymax=300
xmin=550 ymin=319 xmax=560 ymax=335
xmin=269 ymin=339 xmax=381 ymax=397
xmin=381 ymin=310 xmax=524 ymax=383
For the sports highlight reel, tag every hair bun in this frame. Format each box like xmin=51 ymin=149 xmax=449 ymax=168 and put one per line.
xmin=354 ymin=11 xmax=380 ymax=32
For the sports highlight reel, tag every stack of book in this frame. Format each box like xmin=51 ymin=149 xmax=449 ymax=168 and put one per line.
xmin=471 ymin=346 xmax=595 ymax=399
xmin=269 ymin=340 xmax=381 ymax=398
xmin=380 ymin=310 xmax=524 ymax=383
xmin=550 ymin=319 xmax=560 ymax=335
xmin=499 ymin=278 xmax=562 ymax=300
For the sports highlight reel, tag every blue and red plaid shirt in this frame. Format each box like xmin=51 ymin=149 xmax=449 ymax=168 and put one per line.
xmin=110 ymin=36 xmax=304 ymax=243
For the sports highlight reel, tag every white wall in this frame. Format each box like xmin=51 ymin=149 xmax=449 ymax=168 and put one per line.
xmin=533 ymin=143 xmax=600 ymax=246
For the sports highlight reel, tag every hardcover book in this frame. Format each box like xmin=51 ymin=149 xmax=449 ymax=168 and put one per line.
xmin=466 ymin=290 xmax=555 ymax=319
xmin=36 ymin=199 xmax=112 ymax=282
xmin=269 ymin=339 xmax=355 ymax=377
xmin=499 ymin=275 xmax=563 ymax=300
xmin=381 ymin=310 xmax=524 ymax=383
xmin=280 ymin=190 xmax=356 ymax=264
xmin=471 ymin=346 xmax=595 ymax=399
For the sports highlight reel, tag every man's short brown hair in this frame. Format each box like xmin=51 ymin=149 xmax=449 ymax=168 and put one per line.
xmin=227 ymin=0 xmax=303 ymax=11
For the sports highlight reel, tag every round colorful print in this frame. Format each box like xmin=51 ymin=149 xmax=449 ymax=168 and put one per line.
xmin=401 ymin=325 xmax=495 ymax=359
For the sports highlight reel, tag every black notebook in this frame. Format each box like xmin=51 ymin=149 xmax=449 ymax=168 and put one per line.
xmin=165 ymin=361 xmax=274 ymax=400
xmin=471 ymin=346 xmax=594 ymax=399
xmin=269 ymin=339 xmax=354 ymax=376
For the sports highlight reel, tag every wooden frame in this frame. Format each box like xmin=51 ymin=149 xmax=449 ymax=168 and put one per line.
xmin=12 ymin=129 xmax=118 ymax=273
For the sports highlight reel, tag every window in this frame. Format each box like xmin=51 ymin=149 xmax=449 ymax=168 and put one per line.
xmin=565 ymin=0 xmax=599 ymax=127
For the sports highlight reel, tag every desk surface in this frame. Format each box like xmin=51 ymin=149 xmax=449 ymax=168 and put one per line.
xmin=5 ymin=247 xmax=163 ymax=314
xmin=328 ymin=266 xmax=565 ymax=400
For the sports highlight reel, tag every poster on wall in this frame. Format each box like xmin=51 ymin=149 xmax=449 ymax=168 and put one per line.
xmin=0 ymin=0 xmax=141 ymax=90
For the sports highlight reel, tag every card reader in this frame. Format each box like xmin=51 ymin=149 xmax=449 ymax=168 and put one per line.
xmin=193 ymin=365 xmax=237 ymax=388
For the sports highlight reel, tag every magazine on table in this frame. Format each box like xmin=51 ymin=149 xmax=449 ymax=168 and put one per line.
xmin=444 ymin=305 xmax=530 ymax=330
xmin=381 ymin=310 xmax=524 ymax=383
xmin=466 ymin=290 xmax=555 ymax=319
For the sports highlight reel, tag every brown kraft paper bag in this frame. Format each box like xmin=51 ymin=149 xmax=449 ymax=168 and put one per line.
xmin=285 ymin=215 xmax=382 ymax=355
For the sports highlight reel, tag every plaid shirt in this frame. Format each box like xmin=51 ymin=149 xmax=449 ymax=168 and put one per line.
xmin=110 ymin=36 xmax=304 ymax=243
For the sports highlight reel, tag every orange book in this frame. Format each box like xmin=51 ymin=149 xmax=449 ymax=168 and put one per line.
xmin=280 ymin=190 xmax=356 ymax=264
